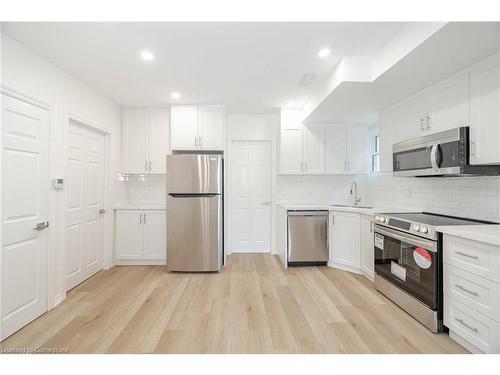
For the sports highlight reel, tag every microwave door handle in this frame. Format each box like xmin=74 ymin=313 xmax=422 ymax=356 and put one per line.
xmin=430 ymin=144 xmax=441 ymax=171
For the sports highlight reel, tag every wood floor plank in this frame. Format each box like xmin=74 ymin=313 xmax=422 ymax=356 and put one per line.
xmin=1 ymin=254 xmax=469 ymax=354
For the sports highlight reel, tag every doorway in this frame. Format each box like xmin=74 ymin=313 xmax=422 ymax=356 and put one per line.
xmin=65 ymin=119 xmax=106 ymax=291
xmin=230 ymin=140 xmax=272 ymax=253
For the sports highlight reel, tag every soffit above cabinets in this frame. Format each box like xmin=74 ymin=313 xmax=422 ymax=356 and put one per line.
xmin=303 ymin=22 xmax=500 ymax=124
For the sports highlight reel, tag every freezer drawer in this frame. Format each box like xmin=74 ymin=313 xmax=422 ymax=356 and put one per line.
xmin=287 ymin=210 xmax=328 ymax=264
xmin=166 ymin=154 xmax=222 ymax=194
xmin=166 ymin=194 xmax=222 ymax=271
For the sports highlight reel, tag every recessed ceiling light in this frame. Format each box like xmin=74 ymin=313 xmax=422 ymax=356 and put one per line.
xmin=140 ymin=50 xmax=154 ymax=61
xmin=317 ymin=48 xmax=331 ymax=58
xmin=171 ymin=92 xmax=180 ymax=100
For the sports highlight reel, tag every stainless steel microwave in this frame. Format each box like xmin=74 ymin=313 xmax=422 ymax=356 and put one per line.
xmin=392 ymin=127 xmax=500 ymax=177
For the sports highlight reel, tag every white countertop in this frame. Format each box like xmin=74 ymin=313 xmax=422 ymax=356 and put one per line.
xmin=436 ymin=225 xmax=500 ymax=247
xmin=278 ymin=203 xmax=415 ymax=216
xmin=114 ymin=204 xmax=166 ymax=210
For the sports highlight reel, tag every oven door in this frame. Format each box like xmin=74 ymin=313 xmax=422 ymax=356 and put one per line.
xmin=374 ymin=225 xmax=439 ymax=309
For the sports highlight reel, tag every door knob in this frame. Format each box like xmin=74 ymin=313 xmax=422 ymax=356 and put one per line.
xmin=34 ymin=221 xmax=49 ymax=231
xmin=99 ymin=208 xmax=106 ymax=215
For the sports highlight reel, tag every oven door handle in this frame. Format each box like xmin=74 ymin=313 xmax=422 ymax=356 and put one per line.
xmin=374 ymin=225 xmax=437 ymax=252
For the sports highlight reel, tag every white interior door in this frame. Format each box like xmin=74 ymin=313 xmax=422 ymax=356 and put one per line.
xmin=231 ymin=141 xmax=272 ymax=253
xmin=1 ymin=95 xmax=50 ymax=340
xmin=66 ymin=121 xmax=105 ymax=291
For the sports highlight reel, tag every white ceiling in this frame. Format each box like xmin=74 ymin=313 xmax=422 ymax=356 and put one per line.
xmin=1 ymin=22 xmax=405 ymax=112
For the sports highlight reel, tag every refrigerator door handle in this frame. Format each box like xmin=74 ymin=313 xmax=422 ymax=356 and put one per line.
xmin=168 ymin=193 xmax=219 ymax=198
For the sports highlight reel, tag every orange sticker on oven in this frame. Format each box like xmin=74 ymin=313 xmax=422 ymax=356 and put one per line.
xmin=414 ymin=247 xmax=432 ymax=269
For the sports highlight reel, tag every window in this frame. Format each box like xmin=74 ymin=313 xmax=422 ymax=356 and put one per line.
xmin=371 ymin=134 xmax=380 ymax=173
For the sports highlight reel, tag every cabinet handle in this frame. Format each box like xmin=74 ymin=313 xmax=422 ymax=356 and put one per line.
xmin=370 ymin=221 xmax=374 ymax=232
xmin=470 ymin=141 xmax=476 ymax=158
xmin=194 ymin=136 xmax=198 ymax=147
xmin=199 ymin=136 xmax=202 ymax=148
xmin=331 ymin=214 xmax=334 ymax=224
xmin=139 ymin=213 xmax=142 ymax=224
xmin=455 ymin=251 xmax=479 ymax=260
xmin=343 ymin=161 xmax=347 ymax=171
xmin=144 ymin=161 xmax=148 ymax=171
xmin=420 ymin=117 xmax=425 ymax=131
xmin=426 ymin=115 xmax=431 ymax=130
xmin=143 ymin=213 xmax=146 ymax=224
xmin=455 ymin=318 xmax=479 ymax=333
xmin=455 ymin=284 xmax=479 ymax=297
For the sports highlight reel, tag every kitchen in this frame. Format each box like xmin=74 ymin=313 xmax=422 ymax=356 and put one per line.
xmin=1 ymin=14 xmax=500 ymax=366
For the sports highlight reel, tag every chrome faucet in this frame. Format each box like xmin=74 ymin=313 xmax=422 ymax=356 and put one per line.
xmin=350 ymin=180 xmax=361 ymax=205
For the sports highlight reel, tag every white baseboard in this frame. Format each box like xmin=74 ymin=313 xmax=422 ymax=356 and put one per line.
xmin=327 ymin=261 xmax=363 ymax=275
xmin=114 ymin=259 xmax=167 ymax=266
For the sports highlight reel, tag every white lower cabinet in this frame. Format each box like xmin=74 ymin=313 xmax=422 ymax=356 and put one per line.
xmin=443 ymin=234 xmax=500 ymax=353
xmin=115 ymin=209 xmax=166 ymax=264
xmin=360 ymin=213 xmax=375 ymax=280
xmin=329 ymin=211 xmax=361 ymax=273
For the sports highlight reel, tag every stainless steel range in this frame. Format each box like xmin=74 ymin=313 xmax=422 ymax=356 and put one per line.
xmin=373 ymin=212 xmax=490 ymax=333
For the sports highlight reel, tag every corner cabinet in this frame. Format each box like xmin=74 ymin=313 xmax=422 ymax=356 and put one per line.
xmin=122 ymin=108 xmax=170 ymax=174
xmin=329 ymin=211 xmax=361 ymax=273
xmin=115 ymin=209 xmax=166 ymax=265
xmin=170 ymin=105 xmax=225 ymax=151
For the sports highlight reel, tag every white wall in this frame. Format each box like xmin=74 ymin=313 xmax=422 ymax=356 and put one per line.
xmin=226 ymin=113 xmax=279 ymax=254
xmin=0 ymin=33 xmax=121 ymax=308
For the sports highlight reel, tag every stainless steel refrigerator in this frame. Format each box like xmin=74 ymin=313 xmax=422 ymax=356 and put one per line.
xmin=166 ymin=154 xmax=223 ymax=272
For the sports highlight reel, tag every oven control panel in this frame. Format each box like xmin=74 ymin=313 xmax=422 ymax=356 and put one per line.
xmin=374 ymin=215 xmax=436 ymax=240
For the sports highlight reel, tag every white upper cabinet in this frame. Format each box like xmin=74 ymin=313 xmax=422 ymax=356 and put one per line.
xmin=279 ymin=109 xmax=370 ymax=175
xmin=303 ymin=125 xmax=325 ymax=174
xmin=170 ymin=105 xmax=198 ymax=150
xmin=149 ymin=109 xmax=170 ymax=173
xmin=395 ymin=91 xmax=427 ymax=142
xmin=198 ymin=105 xmax=225 ymax=150
xmin=469 ymin=52 xmax=500 ymax=165
xmin=428 ymin=71 xmax=469 ymax=134
xmin=325 ymin=125 xmax=348 ymax=174
xmin=280 ymin=126 xmax=304 ymax=174
xmin=170 ymin=105 xmax=225 ymax=151
xmin=347 ymin=125 xmax=369 ymax=174
xmin=122 ymin=108 xmax=150 ymax=173
xmin=122 ymin=108 xmax=170 ymax=174
xmin=394 ymin=71 xmax=469 ymax=143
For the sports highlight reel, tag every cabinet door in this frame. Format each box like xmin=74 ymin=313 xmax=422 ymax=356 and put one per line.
xmin=347 ymin=125 xmax=369 ymax=174
xmin=360 ymin=214 xmax=374 ymax=280
xmin=149 ymin=109 xmax=170 ymax=174
xmin=428 ymin=72 xmax=469 ymax=134
xmin=122 ymin=109 xmax=149 ymax=173
xmin=199 ymin=105 xmax=225 ymax=150
xmin=170 ymin=105 xmax=198 ymax=150
xmin=378 ymin=108 xmax=396 ymax=172
xmin=279 ymin=127 xmax=304 ymax=174
xmin=143 ymin=211 xmax=166 ymax=260
xmin=395 ymin=92 xmax=427 ymax=142
xmin=469 ymin=53 xmax=500 ymax=165
xmin=325 ymin=125 xmax=348 ymax=174
xmin=115 ymin=210 xmax=143 ymax=260
xmin=330 ymin=211 xmax=361 ymax=269
xmin=303 ymin=125 xmax=325 ymax=174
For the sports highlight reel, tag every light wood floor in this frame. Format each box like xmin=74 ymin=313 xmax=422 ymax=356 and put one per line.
xmin=0 ymin=254 xmax=468 ymax=354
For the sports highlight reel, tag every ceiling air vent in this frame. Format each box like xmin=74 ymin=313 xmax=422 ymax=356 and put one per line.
xmin=299 ymin=74 xmax=318 ymax=87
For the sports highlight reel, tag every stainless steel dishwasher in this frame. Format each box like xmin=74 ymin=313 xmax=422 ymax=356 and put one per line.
xmin=287 ymin=210 xmax=328 ymax=266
